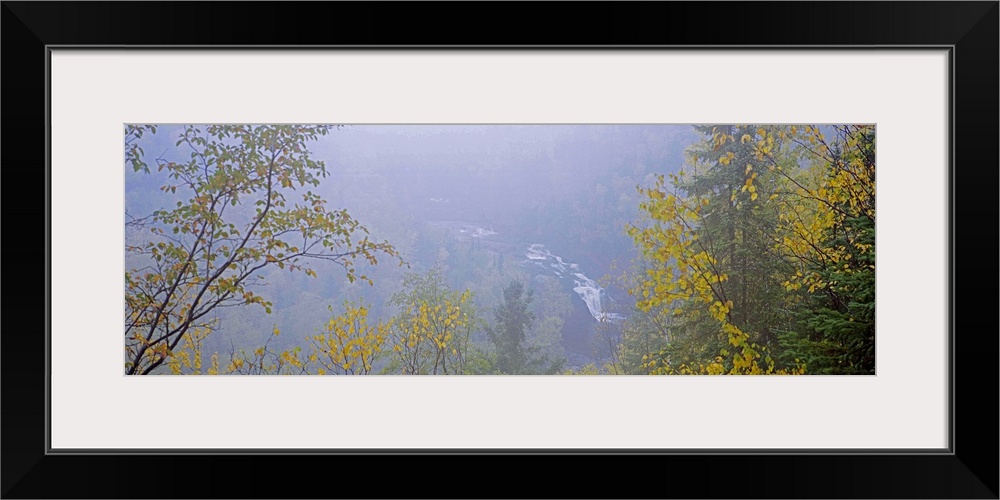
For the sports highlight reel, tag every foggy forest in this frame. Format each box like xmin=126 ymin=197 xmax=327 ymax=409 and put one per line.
xmin=124 ymin=124 xmax=875 ymax=375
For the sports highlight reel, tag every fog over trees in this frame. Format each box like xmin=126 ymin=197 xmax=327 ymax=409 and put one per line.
xmin=125 ymin=124 xmax=875 ymax=375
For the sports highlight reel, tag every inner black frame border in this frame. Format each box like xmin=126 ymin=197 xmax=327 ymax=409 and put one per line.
xmin=2 ymin=2 xmax=996 ymax=498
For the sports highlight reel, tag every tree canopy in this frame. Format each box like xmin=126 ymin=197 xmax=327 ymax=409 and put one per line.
xmin=124 ymin=125 xmax=403 ymax=374
xmin=624 ymin=125 xmax=875 ymax=375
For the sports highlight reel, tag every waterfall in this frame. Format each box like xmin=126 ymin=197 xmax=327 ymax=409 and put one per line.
xmin=523 ymin=243 xmax=624 ymax=322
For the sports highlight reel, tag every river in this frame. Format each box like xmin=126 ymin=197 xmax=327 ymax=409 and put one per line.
xmin=427 ymin=213 xmax=624 ymax=367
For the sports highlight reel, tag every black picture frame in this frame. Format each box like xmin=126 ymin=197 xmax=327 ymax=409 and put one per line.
xmin=2 ymin=2 xmax=996 ymax=498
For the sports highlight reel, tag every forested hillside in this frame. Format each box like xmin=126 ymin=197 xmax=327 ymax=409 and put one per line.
xmin=124 ymin=124 xmax=874 ymax=375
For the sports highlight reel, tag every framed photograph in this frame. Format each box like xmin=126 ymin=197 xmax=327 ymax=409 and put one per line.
xmin=3 ymin=2 xmax=996 ymax=498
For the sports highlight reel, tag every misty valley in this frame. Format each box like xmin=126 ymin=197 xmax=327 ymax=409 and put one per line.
xmin=125 ymin=124 xmax=875 ymax=375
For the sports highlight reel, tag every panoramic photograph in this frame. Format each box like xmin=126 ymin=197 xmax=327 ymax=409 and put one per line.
xmin=124 ymin=124 xmax=875 ymax=375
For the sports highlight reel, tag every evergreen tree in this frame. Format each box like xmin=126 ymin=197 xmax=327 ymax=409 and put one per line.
xmin=486 ymin=280 xmax=535 ymax=374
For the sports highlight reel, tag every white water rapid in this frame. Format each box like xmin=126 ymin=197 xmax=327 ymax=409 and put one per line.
xmin=523 ymin=243 xmax=624 ymax=322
